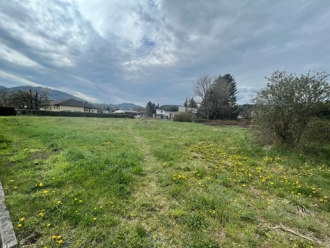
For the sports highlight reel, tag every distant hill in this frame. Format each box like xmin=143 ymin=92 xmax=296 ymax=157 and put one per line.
xmin=0 ymin=85 xmax=144 ymax=110
xmin=1 ymin=85 xmax=85 ymax=102
xmin=116 ymin=103 xmax=142 ymax=109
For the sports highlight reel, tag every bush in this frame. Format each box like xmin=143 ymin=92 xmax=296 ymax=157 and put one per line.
xmin=303 ymin=117 xmax=330 ymax=144
xmin=252 ymin=70 xmax=330 ymax=148
xmin=0 ymin=106 xmax=16 ymax=116
xmin=173 ymin=112 xmax=193 ymax=122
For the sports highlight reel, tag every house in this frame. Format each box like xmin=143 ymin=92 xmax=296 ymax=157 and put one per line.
xmin=42 ymin=99 xmax=98 ymax=113
xmin=155 ymin=106 xmax=197 ymax=119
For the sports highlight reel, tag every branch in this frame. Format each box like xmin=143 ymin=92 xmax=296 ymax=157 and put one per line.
xmin=269 ymin=223 xmax=327 ymax=247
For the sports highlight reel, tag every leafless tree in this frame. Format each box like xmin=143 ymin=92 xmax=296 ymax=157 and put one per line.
xmin=193 ymin=74 xmax=213 ymax=104
xmin=0 ymin=89 xmax=9 ymax=106
xmin=9 ymin=88 xmax=50 ymax=111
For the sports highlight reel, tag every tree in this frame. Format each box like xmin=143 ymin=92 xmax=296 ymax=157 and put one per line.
xmin=145 ymin=101 xmax=156 ymax=117
xmin=0 ymin=89 xmax=9 ymax=106
xmin=188 ymin=97 xmax=198 ymax=108
xmin=9 ymin=88 xmax=50 ymax=111
xmin=252 ymin=70 xmax=330 ymax=147
xmin=184 ymin=98 xmax=188 ymax=108
xmin=198 ymin=74 xmax=238 ymax=119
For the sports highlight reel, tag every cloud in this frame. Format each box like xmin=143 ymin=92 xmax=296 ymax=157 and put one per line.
xmin=0 ymin=0 xmax=329 ymax=105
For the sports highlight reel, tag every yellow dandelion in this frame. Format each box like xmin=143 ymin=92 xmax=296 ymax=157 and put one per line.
xmin=18 ymin=224 xmax=22 ymax=227
xmin=93 ymin=217 xmax=97 ymax=221
xmin=79 ymin=200 xmax=82 ymax=203
xmin=57 ymin=200 xmax=62 ymax=204
xmin=39 ymin=182 xmax=43 ymax=187
xmin=20 ymin=217 xmax=25 ymax=222
xmin=109 ymin=201 xmax=114 ymax=205
xmin=47 ymin=223 xmax=51 ymax=227
xmin=74 ymin=198 xmax=78 ymax=201
xmin=52 ymin=235 xmax=57 ymax=240
xmin=57 ymin=240 xmax=63 ymax=244
xmin=43 ymin=190 xmax=48 ymax=194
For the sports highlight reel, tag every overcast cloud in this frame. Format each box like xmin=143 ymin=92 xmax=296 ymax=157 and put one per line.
xmin=0 ymin=0 xmax=329 ymax=105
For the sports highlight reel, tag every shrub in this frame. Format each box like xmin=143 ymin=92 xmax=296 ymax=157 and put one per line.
xmin=252 ymin=70 xmax=330 ymax=148
xmin=173 ymin=112 xmax=193 ymax=122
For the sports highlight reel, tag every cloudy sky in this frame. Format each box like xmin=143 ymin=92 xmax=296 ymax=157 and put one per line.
xmin=0 ymin=0 xmax=329 ymax=106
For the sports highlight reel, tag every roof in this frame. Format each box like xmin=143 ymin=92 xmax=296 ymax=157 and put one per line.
xmin=51 ymin=99 xmax=95 ymax=108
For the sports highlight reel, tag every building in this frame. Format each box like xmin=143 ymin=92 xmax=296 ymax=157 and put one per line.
xmin=155 ymin=106 xmax=197 ymax=119
xmin=43 ymin=99 xmax=98 ymax=113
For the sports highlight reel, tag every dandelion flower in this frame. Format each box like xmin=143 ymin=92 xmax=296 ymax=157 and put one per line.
xmin=79 ymin=200 xmax=82 ymax=203
xmin=52 ymin=235 xmax=57 ymax=240
xmin=18 ymin=224 xmax=22 ymax=227
xmin=47 ymin=223 xmax=51 ymax=227
xmin=93 ymin=217 xmax=97 ymax=221
xmin=39 ymin=182 xmax=43 ymax=187
xmin=20 ymin=217 xmax=25 ymax=221
xmin=57 ymin=200 xmax=62 ymax=204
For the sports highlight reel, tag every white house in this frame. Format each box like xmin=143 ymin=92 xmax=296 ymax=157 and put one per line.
xmin=155 ymin=106 xmax=197 ymax=120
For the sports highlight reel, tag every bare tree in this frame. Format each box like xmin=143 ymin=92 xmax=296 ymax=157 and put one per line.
xmin=9 ymin=88 xmax=50 ymax=111
xmin=193 ymin=74 xmax=213 ymax=104
xmin=0 ymin=89 xmax=9 ymax=106
xmin=193 ymin=74 xmax=213 ymax=119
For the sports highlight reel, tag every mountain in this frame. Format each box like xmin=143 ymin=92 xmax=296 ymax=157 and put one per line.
xmin=0 ymin=85 xmax=144 ymax=110
xmin=1 ymin=86 xmax=85 ymax=102
xmin=116 ymin=103 xmax=142 ymax=109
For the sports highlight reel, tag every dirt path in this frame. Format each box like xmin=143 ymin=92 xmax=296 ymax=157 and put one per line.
xmin=131 ymin=135 xmax=175 ymax=246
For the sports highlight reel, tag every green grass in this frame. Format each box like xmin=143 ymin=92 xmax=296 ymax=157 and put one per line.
xmin=0 ymin=116 xmax=329 ymax=247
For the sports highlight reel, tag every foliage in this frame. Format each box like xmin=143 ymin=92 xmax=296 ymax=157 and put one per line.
xmin=159 ymin=105 xmax=179 ymax=112
xmin=9 ymin=89 xmax=50 ymax=111
xmin=1 ymin=117 xmax=329 ymax=247
xmin=196 ymin=74 xmax=238 ymax=120
xmin=184 ymin=97 xmax=198 ymax=108
xmin=145 ymin=101 xmax=156 ymax=117
xmin=253 ymin=70 xmax=330 ymax=147
xmin=173 ymin=112 xmax=193 ymax=122
xmin=236 ymin=104 xmax=254 ymax=119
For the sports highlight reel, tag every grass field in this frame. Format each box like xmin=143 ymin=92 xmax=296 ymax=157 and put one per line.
xmin=0 ymin=116 xmax=329 ymax=247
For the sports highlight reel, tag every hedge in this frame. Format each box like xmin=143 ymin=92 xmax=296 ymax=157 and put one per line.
xmin=0 ymin=107 xmax=16 ymax=116
xmin=23 ymin=110 xmax=134 ymax=119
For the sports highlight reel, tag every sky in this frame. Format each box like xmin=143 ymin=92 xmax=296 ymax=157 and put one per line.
xmin=0 ymin=0 xmax=329 ymax=106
